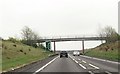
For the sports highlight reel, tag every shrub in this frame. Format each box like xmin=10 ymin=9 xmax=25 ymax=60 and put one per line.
xmin=13 ymin=44 xmax=17 ymax=47
xmin=19 ymin=49 xmax=23 ymax=52
xmin=24 ymin=52 xmax=27 ymax=55
xmin=29 ymin=48 xmax=31 ymax=51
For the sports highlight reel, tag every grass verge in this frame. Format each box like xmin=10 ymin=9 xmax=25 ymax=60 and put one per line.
xmin=85 ymin=41 xmax=120 ymax=62
xmin=2 ymin=41 xmax=53 ymax=72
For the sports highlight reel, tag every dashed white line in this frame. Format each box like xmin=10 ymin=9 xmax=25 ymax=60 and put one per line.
xmin=82 ymin=60 xmax=86 ymax=63
xmin=89 ymin=63 xmax=99 ymax=69
xmin=33 ymin=56 xmax=59 ymax=74
xmin=69 ymin=55 xmax=87 ymax=69
xmin=69 ymin=55 xmax=76 ymax=62
xmin=78 ymin=59 xmax=81 ymax=61
xmin=79 ymin=63 xmax=87 ymax=69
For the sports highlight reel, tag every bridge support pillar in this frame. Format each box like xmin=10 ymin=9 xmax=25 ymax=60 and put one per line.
xmin=53 ymin=41 xmax=56 ymax=53
xmin=82 ymin=40 xmax=84 ymax=54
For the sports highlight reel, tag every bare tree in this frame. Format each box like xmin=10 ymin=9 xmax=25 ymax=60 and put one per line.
xmin=98 ymin=26 xmax=119 ymax=43
xmin=21 ymin=26 xmax=33 ymax=40
xmin=21 ymin=26 xmax=40 ymax=46
xmin=32 ymin=32 xmax=41 ymax=40
xmin=98 ymin=30 xmax=104 ymax=43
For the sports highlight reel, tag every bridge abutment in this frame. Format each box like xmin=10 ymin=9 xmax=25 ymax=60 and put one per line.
xmin=54 ymin=41 xmax=56 ymax=53
xmin=82 ymin=40 xmax=84 ymax=54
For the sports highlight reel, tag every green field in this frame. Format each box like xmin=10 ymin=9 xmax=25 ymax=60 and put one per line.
xmin=2 ymin=41 xmax=53 ymax=72
xmin=85 ymin=41 xmax=120 ymax=61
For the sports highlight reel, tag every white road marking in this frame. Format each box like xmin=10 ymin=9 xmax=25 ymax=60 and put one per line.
xmin=69 ymin=55 xmax=73 ymax=59
xmin=33 ymin=56 xmax=59 ymax=74
xmin=69 ymin=55 xmax=78 ymax=63
xmin=75 ymin=60 xmax=78 ymax=63
xmin=82 ymin=60 xmax=86 ymax=63
xmin=105 ymin=71 xmax=112 ymax=74
xmin=88 ymin=71 xmax=94 ymax=74
xmin=73 ymin=59 xmax=75 ymax=61
xmin=79 ymin=64 xmax=87 ymax=69
xmin=68 ymin=54 xmax=75 ymax=61
xmin=80 ymin=55 xmax=120 ymax=64
xmin=89 ymin=63 xmax=99 ymax=69
xmin=69 ymin=54 xmax=87 ymax=69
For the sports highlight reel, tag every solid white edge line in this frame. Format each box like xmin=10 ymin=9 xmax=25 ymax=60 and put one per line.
xmin=80 ymin=55 xmax=120 ymax=64
xmin=33 ymin=56 xmax=59 ymax=74
xmin=75 ymin=60 xmax=78 ymax=63
xmin=105 ymin=71 xmax=112 ymax=74
xmin=79 ymin=64 xmax=87 ymax=69
xmin=89 ymin=63 xmax=99 ymax=69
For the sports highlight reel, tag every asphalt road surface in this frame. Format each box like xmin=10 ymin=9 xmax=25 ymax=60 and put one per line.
xmin=4 ymin=53 xmax=119 ymax=74
xmin=35 ymin=54 xmax=119 ymax=74
xmin=41 ymin=56 xmax=86 ymax=72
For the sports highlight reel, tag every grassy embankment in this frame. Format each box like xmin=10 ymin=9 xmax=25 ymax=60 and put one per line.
xmin=85 ymin=41 xmax=120 ymax=62
xmin=1 ymin=41 xmax=53 ymax=72
xmin=0 ymin=40 xmax=2 ymax=72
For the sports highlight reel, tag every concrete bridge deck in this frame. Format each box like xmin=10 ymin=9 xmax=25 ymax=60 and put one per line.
xmin=36 ymin=37 xmax=107 ymax=42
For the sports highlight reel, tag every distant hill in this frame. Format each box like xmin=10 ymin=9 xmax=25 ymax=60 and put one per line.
xmin=85 ymin=41 xmax=120 ymax=62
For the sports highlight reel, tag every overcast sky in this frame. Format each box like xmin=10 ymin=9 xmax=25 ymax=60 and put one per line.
xmin=0 ymin=0 xmax=120 ymax=50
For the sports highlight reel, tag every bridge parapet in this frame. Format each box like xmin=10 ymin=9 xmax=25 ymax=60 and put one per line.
xmin=37 ymin=36 xmax=107 ymax=42
xmin=41 ymin=34 xmax=100 ymax=39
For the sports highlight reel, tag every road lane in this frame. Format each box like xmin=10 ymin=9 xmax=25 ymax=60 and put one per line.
xmin=10 ymin=55 xmax=58 ymax=72
xmin=41 ymin=56 xmax=87 ymax=72
xmin=69 ymin=54 xmax=119 ymax=73
xmin=34 ymin=56 xmax=59 ymax=73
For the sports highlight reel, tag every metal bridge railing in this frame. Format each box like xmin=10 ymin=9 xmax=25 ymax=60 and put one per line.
xmin=41 ymin=34 xmax=99 ymax=39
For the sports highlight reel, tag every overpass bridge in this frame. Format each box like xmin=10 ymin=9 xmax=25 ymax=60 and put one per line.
xmin=36 ymin=37 xmax=107 ymax=42
xmin=34 ymin=36 xmax=107 ymax=54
